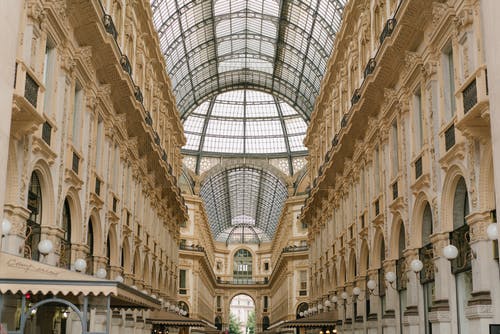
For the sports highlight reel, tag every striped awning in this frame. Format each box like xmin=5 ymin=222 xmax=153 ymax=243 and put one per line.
xmin=148 ymin=310 xmax=206 ymax=327
xmin=281 ymin=311 xmax=338 ymax=328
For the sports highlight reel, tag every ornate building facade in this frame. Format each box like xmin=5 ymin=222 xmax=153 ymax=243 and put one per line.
xmin=302 ymin=0 xmax=500 ymax=333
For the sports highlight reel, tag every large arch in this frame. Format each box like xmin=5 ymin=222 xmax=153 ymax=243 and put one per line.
xmin=30 ymin=159 xmax=56 ymax=229
xmin=106 ymin=224 xmax=119 ymax=267
xmin=389 ymin=215 xmax=406 ymax=260
xmin=371 ymin=227 xmax=385 ymax=269
xmin=410 ymin=192 xmax=434 ymax=248
xmin=359 ymin=239 xmax=369 ymax=276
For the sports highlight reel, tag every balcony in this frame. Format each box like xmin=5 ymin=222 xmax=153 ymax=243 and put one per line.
xmin=216 ymin=278 xmax=268 ymax=285
xmin=134 ymin=85 xmax=143 ymax=103
xmin=282 ymin=245 xmax=308 ymax=253
xmin=11 ymin=62 xmax=45 ymax=136
xmin=350 ymin=89 xmax=360 ymax=106
xmin=179 ymin=244 xmax=205 ymax=252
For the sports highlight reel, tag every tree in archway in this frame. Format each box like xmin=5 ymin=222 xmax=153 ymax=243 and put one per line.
xmin=246 ymin=310 xmax=255 ymax=334
xmin=229 ymin=312 xmax=242 ymax=334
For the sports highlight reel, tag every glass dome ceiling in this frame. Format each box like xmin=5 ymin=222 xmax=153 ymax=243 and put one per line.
xmin=200 ymin=166 xmax=288 ymax=243
xmin=150 ymin=0 xmax=347 ymax=119
xmin=183 ymin=89 xmax=308 ymax=157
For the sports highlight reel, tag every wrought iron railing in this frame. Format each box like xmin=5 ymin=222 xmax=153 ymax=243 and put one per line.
xmin=72 ymin=152 xmax=80 ymax=174
xmin=332 ymin=134 xmax=339 ymax=147
xmin=396 ymin=258 xmax=407 ymax=291
xmin=418 ymin=243 xmax=434 ymax=284
xmin=351 ymin=89 xmax=360 ymax=105
xmin=42 ymin=121 xmax=52 ymax=145
xmin=450 ymin=224 xmax=472 ymax=274
xmin=379 ymin=19 xmax=397 ymax=45
xmin=179 ymin=244 xmax=205 ymax=252
xmin=24 ymin=222 xmax=41 ymax=261
xmin=103 ymin=14 xmax=118 ymax=41
xmin=24 ymin=72 xmax=39 ymax=108
xmin=462 ymin=79 xmax=477 ymax=114
xmin=392 ymin=181 xmax=398 ymax=200
xmin=282 ymin=245 xmax=309 ymax=253
xmin=153 ymin=131 xmax=161 ymax=145
xmin=120 ymin=55 xmax=132 ymax=75
xmin=364 ymin=58 xmax=376 ymax=78
xmin=444 ymin=124 xmax=455 ymax=151
xmin=217 ymin=278 xmax=268 ymax=285
xmin=415 ymin=156 xmax=422 ymax=179
xmin=145 ymin=112 xmax=153 ymax=126
xmin=341 ymin=113 xmax=349 ymax=128
xmin=59 ymin=239 xmax=72 ymax=269
xmin=95 ymin=177 xmax=101 ymax=196
xmin=134 ymin=85 xmax=143 ymax=103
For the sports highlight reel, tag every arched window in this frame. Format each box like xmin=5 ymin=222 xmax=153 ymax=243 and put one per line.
xmin=451 ymin=177 xmax=472 ymax=334
xmin=60 ymin=198 xmax=72 ymax=268
xmin=86 ymin=219 xmax=94 ymax=275
xmin=26 ymin=172 xmax=42 ymax=260
xmin=233 ymin=249 xmax=252 ymax=283
xmin=262 ymin=316 xmax=270 ymax=331
xmin=106 ymin=235 xmax=111 ymax=278
xmin=296 ymin=302 xmax=308 ymax=319
xmin=396 ymin=223 xmax=407 ymax=334
xmin=420 ymin=202 xmax=434 ymax=334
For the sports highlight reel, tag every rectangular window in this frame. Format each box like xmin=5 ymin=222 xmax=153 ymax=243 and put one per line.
xmin=263 ymin=296 xmax=269 ymax=311
xmin=95 ymin=116 xmax=103 ymax=172
xmin=43 ymin=41 xmax=55 ymax=113
xmin=374 ymin=146 xmax=380 ymax=193
xmin=72 ymin=83 xmax=83 ymax=149
xmin=179 ymin=269 xmax=187 ymax=294
xmin=414 ymin=88 xmax=423 ymax=151
xmin=264 ymin=262 xmax=269 ymax=271
xmin=391 ymin=121 xmax=399 ymax=177
xmin=216 ymin=296 xmax=221 ymax=309
xmin=442 ymin=44 xmax=456 ymax=120
xmin=299 ymin=270 xmax=307 ymax=295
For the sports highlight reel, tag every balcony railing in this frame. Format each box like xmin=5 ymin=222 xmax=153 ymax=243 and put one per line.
xmin=462 ymin=78 xmax=477 ymax=114
xmin=120 ymin=55 xmax=132 ymax=75
xmin=103 ymin=14 xmax=118 ymax=41
xmin=72 ymin=152 xmax=80 ymax=174
xmin=42 ymin=121 xmax=52 ymax=145
xmin=153 ymin=131 xmax=161 ymax=145
xmin=418 ymin=243 xmax=434 ymax=284
xmin=24 ymin=72 xmax=39 ymax=108
xmin=134 ymin=85 xmax=143 ymax=103
xmin=341 ymin=113 xmax=349 ymax=128
xmin=179 ymin=244 xmax=205 ymax=252
xmin=415 ymin=156 xmax=423 ymax=179
xmin=392 ymin=181 xmax=398 ymax=200
xmin=145 ymin=112 xmax=153 ymax=126
xmin=379 ymin=18 xmax=396 ymax=45
xmin=351 ymin=89 xmax=360 ymax=106
xmin=364 ymin=58 xmax=376 ymax=78
xmin=217 ymin=278 xmax=268 ymax=285
xmin=444 ymin=124 xmax=455 ymax=151
xmin=282 ymin=245 xmax=309 ymax=253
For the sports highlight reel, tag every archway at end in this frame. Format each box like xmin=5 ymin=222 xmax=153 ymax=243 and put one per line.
xmin=229 ymin=294 xmax=256 ymax=334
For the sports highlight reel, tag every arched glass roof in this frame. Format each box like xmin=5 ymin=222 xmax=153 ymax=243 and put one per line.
xmin=150 ymin=0 xmax=347 ymax=119
xmin=199 ymin=166 xmax=288 ymax=243
xmin=182 ymin=89 xmax=308 ymax=161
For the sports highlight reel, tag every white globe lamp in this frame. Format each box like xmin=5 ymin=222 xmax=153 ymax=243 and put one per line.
xmin=487 ymin=223 xmax=498 ymax=240
xmin=352 ymin=287 xmax=361 ymax=296
xmin=299 ymin=312 xmax=304 ymax=317
xmin=324 ymin=300 xmax=331 ymax=308
xmin=96 ymin=268 xmax=107 ymax=279
xmin=341 ymin=292 xmax=348 ymax=300
xmin=74 ymin=258 xmax=87 ymax=272
xmin=37 ymin=239 xmax=53 ymax=254
xmin=410 ymin=259 xmax=424 ymax=273
xmin=443 ymin=244 xmax=459 ymax=260
xmin=367 ymin=279 xmax=377 ymax=291
xmin=331 ymin=295 xmax=338 ymax=304
xmin=385 ymin=271 xmax=396 ymax=283
xmin=2 ymin=218 xmax=12 ymax=235
xmin=115 ymin=275 xmax=124 ymax=283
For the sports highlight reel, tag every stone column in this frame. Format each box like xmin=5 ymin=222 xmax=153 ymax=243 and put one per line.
xmin=480 ymin=0 xmax=500 ymax=247
xmin=381 ymin=260 xmax=396 ymax=334
xmin=402 ymin=248 xmax=420 ymax=334
xmin=464 ymin=211 xmax=496 ymax=332
xmin=0 ymin=0 xmax=22 ymax=228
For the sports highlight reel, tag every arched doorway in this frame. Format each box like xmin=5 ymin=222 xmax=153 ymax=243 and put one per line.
xmin=229 ymin=294 xmax=255 ymax=334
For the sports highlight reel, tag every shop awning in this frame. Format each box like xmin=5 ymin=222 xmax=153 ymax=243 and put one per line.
xmin=0 ymin=252 xmax=161 ymax=309
xmin=148 ymin=310 xmax=206 ymax=327
xmin=281 ymin=311 xmax=338 ymax=328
